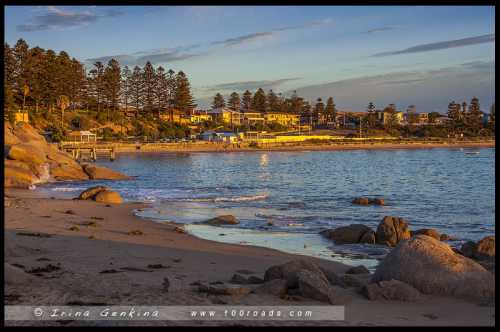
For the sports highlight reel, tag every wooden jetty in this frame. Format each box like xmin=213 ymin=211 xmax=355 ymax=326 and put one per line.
xmin=59 ymin=143 xmax=116 ymax=162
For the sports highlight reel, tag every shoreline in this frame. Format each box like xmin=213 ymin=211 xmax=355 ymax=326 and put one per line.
xmin=109 ymin=140 xmax=495 ymax=154
xmin=4 ymin=188 xmax=495 ymax=326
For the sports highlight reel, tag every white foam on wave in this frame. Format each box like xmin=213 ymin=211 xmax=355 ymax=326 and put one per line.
xmin=51 ymin=187 xmax=87 ymax=192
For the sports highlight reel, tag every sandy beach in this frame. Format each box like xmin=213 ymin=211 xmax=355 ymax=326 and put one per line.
xmin=4 ymin=188 xmax=494 ymax=326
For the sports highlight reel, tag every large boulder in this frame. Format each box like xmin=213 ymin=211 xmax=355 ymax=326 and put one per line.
xmin=5 ymin=263 xmax=36 ymax=285
xmin=414 ymin=228 xmax=441 ymax=241
xmin=320 ymin=224 xmax=375 ymax=245
xmin=253 ymin=279 xmax=288 ymax=297
xmin=372 ymin=235 xmax=495 ymax=300
xmin=376 ymin=216 xmax=411 ymax=246
xmin=296 ymin=269 xmax=337 ymax=304
xmin=475 ymin=236 xmax=495 ymax=260
xmin=7 ymin=143 xmax=47 ymax=165
xmin=4 ymin=161 xmax=41 ymax=188
xmin=82 ymin=164 xmax=130 ymax=180
xmin=203 ymin=215 xmax=239 ymax=226
xmin=362 ymin=279 xmax=421 ymax=302
xmin=11 ymin=122 xmax=46 ymax=143
xmin=94 ymin=190 xmax=123 ymax=204
xmin=78 ymin=186 xmax=110 ymax=200
xmin=4 ymin=122 xmax=20 ymax=146
xmin=264 ymin=259 xmax=326 ymax=289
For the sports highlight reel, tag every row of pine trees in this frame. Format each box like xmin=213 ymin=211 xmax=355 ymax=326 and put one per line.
xmin=4 ymin=39 xmax=196 ymax=121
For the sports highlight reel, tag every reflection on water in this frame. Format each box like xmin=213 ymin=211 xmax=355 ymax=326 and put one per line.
xmin=42 ymin=148 xmax=495 ymax=265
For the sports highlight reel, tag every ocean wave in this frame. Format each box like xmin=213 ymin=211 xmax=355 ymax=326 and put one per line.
xmin=176 ymin=194 xmax=268 ymax=203
xmin=51 ymin=187 xmax=87 ymax=192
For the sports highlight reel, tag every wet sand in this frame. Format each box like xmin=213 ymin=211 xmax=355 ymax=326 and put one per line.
xmin=4 ymin=189 xmax=495 ymax=326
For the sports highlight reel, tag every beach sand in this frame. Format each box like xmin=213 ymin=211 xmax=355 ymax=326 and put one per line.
xmin=4 ymin=189 xmax=495 ymax=326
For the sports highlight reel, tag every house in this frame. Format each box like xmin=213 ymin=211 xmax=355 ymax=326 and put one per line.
xmin=417 ymin=113 xmax=429 ymax=124
xmin=434 ymin=116 xmax=451 ymax=125
xmin=242 ymin=112 xmax=265 ymax=126
xmin=14 ymin=110 xmax=29 ymax=124
xmin=207 ymin=108 xmax=243 ymax=126
xmin=199 ymin=130 xmax=239 ymax=143
xmin=264 ymin=112 xmax=300 ymax=127
xmin=66 ymin=130 xmax=97 ymax=143
xmin=159 ymin=109 xmax=191 ymax=125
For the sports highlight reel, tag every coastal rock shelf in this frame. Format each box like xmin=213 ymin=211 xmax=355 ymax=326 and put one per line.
xmin=4 ymin=122 xmax=129 ymax=189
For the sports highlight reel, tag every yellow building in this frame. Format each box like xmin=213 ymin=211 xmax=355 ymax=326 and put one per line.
xmin=189 ymin=113 xmax=212 ymax=124
xmin=382 ymin=111 xmax=404 ymax=125
xmin=14 ymin=110 xmax=29 ymax=124
xmin=207 ymin=108 xmax=242 ymax=126
xmin=264 ymin=113 xmax=300 ymax=127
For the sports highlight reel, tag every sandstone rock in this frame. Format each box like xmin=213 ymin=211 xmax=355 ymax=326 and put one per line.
xmin=50 ymin=163 xmax=89 ymax=181
xmin=78 ymin=186 xmax=109 ymax=200
xmin=82 ymin=164 xmax=130 ymax=180
xmin=345 ymin=265 xmax=370 ymax=275
xmin=362 ymin=279 xmax=421 ymax=302
xmin=247 ymin=276 xmax=264 ymax=284
xmin=414 ymin=228 xmax=441 ymax=241
xmin=440 ymin=233 xmax=453 ymax=241
xmin=341 ymin=273 xmax=372 ymax=289
xmin=203 ymin=215 xmax=239 ymax=226
xmin=5 ymin=122 xmax=20 ymax=146
xmin=352 ymin=197 xmax=370 ymax=205
xmin=372 ymin=235 xmax=495 ymax=300
xmin=4 ymin=164 xmax=38 ymax=188
xmin=460 ymin=241 xmax=477 ymax=258
xmin=475 ymin=236 xmax=495 ymax=260
xmin=12 ymin=122 xmax=46 ymax=143
xmin=321 ymin=224 xmax=375 ymax=245
xmin=8 ymin=143 xmax=47 ymax=165
xmin=253 ymin=279 xmax=288 ymax=297
xmin=319 ymin=266 xmax=345 ymax=287
xmin=376 ymin=216 xmax=411 ymax=246
xmin=94 ymin=190 xmax=123 ymax=204
xmin=359 ymin=230 xmax=376 ymax=244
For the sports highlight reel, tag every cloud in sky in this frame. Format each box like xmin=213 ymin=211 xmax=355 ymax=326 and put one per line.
xmin=372 ymin=34 xmax=495 ymax=57
xmin=364 ymin=26 xmax=398 ymax=34
xmin=17 ymin=6 xmax=123 ymax=32
xmin=211 ymin=18 xmax=334 ymax=47
xmin=85 ymin=18 xmax=333 ymax=66
xmin=203 ymin=77 xmax=303 ymax=93
xmin=292 ymin=60 xmax=495 ymax=112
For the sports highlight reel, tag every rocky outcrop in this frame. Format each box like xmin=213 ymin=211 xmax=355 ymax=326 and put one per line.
xmin=475 ymin=236 xmax=495 ymax=260
xmin=82 ymin=164 xmax=130 ymax=180
xmin=376 ymin=216 xmax=411 ymax=246
xmin=362 ymin=279 xmax=421 ymax=302
xmin=345 ymin=265 xmax=370 ymax=275
xmin=320 ymin=224 xmax=376 ymax=245
xmin=253 ymin=279 xmax=288 ymax=297
xmin=203 ymin=215 xmax=239 ymax=226
xmin=372 ymin=235 xmax=495 ymax=300
xmin=4 ymin=123 xmax=128 ymax=188
xmin=296 ymin=269 xmax=338 ymax=304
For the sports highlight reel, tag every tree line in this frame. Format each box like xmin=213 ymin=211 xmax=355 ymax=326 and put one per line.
xmin=4 ymin=39 xmax=196 ymax=123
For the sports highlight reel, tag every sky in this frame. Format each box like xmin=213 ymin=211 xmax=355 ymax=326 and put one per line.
xmin=4 ymin=5 xmax=495 ymax=112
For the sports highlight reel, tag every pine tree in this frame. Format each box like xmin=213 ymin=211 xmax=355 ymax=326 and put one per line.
xmin=4 ymin=43 xmax=17 ymax=116
xmin=325 ymin=97 xmax=337 ymax=124
xmin=130 ymin=65 xmax=144 ymax=118
xmin=166 ymin=69 xmax=176 ymax=109
xmin=314 ymin=97 xmax=325 ymax=126
xmin=142 ymin=61 xmax=155 ymax=117
xmin=103 ymin=59 xmax=121 ymax=120
xmin=174 ymin=71 xmax=195 ymax=114
xmin=89 ymin=61 xmax=105 ymax=115
xmin=467 ymin=96 xmax=483 ymax=135
xmin=251 ymin=88 xmax=267 ymax=113
xmin=241 ymin=90 xmax=252 ymax=112
xmin=228 ymin=92 xmax=241 ymax=112
xmin=121 ymin=66 xmax=132 ymax=114
xmin=488 ymin=103 xmax=495 ymax=132
xmin=290 ymin=91 xmax=304 ymax=113
xmin=212 ymin=93 xmax=225 ymax=109
xmin=154 ymin=66 xmax=168 ymax=119
xmin=267 ymin=89 xmax=279 ymax=112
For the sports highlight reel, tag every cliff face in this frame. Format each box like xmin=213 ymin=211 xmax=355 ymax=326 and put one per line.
xmin=5 ymin=123 xmax=128 ymax=188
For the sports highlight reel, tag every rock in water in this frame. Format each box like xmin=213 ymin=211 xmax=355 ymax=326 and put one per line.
xmin=321 ymin=224 xmax=375 ymax=245
xmin=475 ymin=236 xmax=495 ymax=260
xmin=376 ymin=216 xmax=411 ymax=246
xmin=94 ymin=190 xmax=123 ymax=204
xmin=372 ymin=235 xmax=495 ymax=300
xmin=414 ymin=228 xmax=441 ymax=241
xmin=82 ymin=164 xmax=130 ymax=180
xmin=78 ymin=186 xmax=109 ymax=200
xmin=352 ymin=197 xmax=370 ymax=205
xmin=362 ymin=279 xmax=421 ymax=301
xmin=203 ymin=215 xmax=240 ymax=226
xmin=371 ymin=198 xmax=385 ymax=206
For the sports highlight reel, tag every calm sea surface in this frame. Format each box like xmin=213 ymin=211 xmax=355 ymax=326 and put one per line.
xmin=42 ymin=147 xmax=495 ymax=267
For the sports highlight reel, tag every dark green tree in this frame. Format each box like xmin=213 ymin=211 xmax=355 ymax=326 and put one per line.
xmin=251 ymin=88 xmax=267 ymax=113
xmin=228 ymin=92 xmax=241 ymax=112
xmin=212 ymin=93 xmax=226 ymax=109
xmin=174 ymin=71 xmax=195 ymax=114
xmin=241 ymin=90 xmax=252 ymax=112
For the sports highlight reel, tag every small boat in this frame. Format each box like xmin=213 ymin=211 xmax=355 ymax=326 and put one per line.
xmin=465 ymin=151 xmax=480 ymax=155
